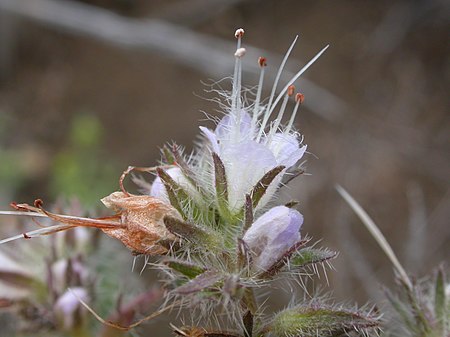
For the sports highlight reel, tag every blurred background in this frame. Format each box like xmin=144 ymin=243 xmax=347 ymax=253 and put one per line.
xmin=0 ymin=0 xmax=448 ymax=335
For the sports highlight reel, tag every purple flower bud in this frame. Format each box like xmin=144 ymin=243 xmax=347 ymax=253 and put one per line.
xmin=243 ymin=206 xmax=303 ymax=271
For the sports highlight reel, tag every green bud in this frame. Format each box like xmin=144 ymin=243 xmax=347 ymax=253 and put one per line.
xmin=290 ymin=247 xmax=337 ymax=269
xmin=269 ymin=305 xmax=378 ymax=337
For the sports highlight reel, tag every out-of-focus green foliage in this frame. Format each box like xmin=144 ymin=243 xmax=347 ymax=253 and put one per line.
xmin=0 ymin=114 xmax=26 ymax=194
xmin=50 ymin=113 xmax=118 ymax=208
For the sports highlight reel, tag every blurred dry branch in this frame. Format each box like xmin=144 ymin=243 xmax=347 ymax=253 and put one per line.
xmin=0 ymin=0 xmax=345 ymax=121
xmin=154 ymin=0 xmax=247 ymax=27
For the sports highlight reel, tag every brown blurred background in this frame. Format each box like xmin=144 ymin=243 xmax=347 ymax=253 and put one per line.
xmin=0 ymin=0 xmax=448 ymax=328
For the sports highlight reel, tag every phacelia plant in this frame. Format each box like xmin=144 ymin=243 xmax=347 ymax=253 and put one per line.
xmin=0 ymin=29 xmax=381 ymax=337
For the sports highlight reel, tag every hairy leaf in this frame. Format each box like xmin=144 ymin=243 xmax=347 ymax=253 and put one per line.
xmin=250 ymin=165 xmax=285 ymax=209
xmin=164 ymin=259 xmax=206 ymax=279
xmin=163 ymin=216 xmax=221 ymax=248
xmin=434 ymin=267 xmax=447 ymax=335
xmin=290 ymin=247 xmax=337 ymax=268
xmin=212 ymin=152 xmax=231 ymax=219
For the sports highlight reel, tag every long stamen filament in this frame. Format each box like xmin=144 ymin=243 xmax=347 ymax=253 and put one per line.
xmin=266 ymin=45 xmax=329 ymax=120
xmin=257 ymin=35 xmax=299 ymax=141
xmin=266 ymin=85 xmax=295 ymax=143
xmin=285 ymin=92 xmax=304 ymax=133
xmin=232 ymin=29 xmax=245 ymax=141
xmin=251 ymin=57 xmax=267 ymax=132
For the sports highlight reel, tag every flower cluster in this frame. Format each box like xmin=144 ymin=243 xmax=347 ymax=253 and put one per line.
xmin=0 ymin=29 xmax=381 ymax=336
xmin=0 ymin=202 xmax=93 ymax=334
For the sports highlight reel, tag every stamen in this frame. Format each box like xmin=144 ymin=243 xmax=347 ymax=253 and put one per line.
xmin=266 ymin=85 xmax=295 ymax=143
xmin=266 ymin=45 xmax=329 ymax=120
xmin=286 ymin=92 xmax=304 ymax=133
xmin=251 ymin=57 xmax=267 ymax=131
xmin=231 ymin=28 xmax=245 ymax=141
xmin=234 ymin=28 xmax=244 ymax=39
xmin=257 ymin=35 xmax=299 ymax=141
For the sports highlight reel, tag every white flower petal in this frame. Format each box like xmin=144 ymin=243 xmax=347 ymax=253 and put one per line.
xmin=215 ymin=110 xmax=253 ymax=145
xmin=199 ymin=126 xmax=220 ymax=153
xmin=220 ymin=140 xmax=277 ymax=210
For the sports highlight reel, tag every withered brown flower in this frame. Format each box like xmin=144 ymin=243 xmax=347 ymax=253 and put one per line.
xmin=2 ymin=192 xmax=180 ymax=256
xmin=100 ymin=191 xmax=180 ymax=255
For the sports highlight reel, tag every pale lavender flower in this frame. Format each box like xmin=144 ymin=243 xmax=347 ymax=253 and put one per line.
xmin=194 ymin=30 xmax=326 ymax=212
xmin=54 ymin=287 xmax=89 ymax=330
xmin=243 ymin=205 xmax=303 ymax=271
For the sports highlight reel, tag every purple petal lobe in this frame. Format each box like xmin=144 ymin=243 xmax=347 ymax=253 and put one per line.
xmin=267 ymin=133 xmax=306 ymax=168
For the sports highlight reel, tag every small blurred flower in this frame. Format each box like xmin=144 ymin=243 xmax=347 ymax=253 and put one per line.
xmin=54 ymin=287 xmax=89 ymax=330
xmin=0 ymin=203 xmax=95 ymax=334
xmin=243 ymin=206 xmax=303 ymax=271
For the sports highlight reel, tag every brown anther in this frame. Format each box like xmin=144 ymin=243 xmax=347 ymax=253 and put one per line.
xmin=234 ymin=28 xmax=244 ymax=39
xmin=23 ymin=233 xmax=31 ymax=239
xmin=288 ymin=85 xmax=295 ymax=96
xmin=34 ymin=199 xmax=44 ymax=208
xmin=258 ymin=57 xmax=267 ymax=67
xmin=295 ymin=93 xmax=305 ymax=104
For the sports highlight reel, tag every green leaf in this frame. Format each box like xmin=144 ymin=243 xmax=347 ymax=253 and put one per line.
xmin=164 ymin=259 xmax=206 ymax=279
xmin=212 ymin=152 xmax=231 ymax=219
xmin=171 ymin=144 xmax=201 ymax=190
xmin=434 ymin=267 xmax=447 ymax=335
xmin=268 ymin=305 xmax=379 ymax=337
xmin=250 ymin=165 xmax=285 ymax=209
xmin=285 ymin=200 xmax=299 ymax=208
xmin=384 ymin=288 xmax=415 ymax=332
xmin=161 ymin=144 xmax=176 ymax=165
xmin=163 ymin=216 xmax=221 ymax=248
xmin=261 ymin=239 xmax=310 ymax=278
xmin=157 ymin=167 xmax=190 ymax=219
xmin=290 ymin=247 xmax=337 ymax=268
xmin=243 ymin=194 xmax=253 ymax=233
xmin=243 ymin=310 xmax=253 ymax=337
